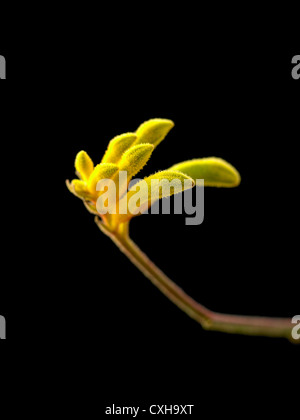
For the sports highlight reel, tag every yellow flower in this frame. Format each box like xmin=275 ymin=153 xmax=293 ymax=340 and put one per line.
xmin=67 ymin=118 xmax=240 ymax=227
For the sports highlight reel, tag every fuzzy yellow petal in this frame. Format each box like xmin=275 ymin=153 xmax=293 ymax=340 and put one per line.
xmin=70 ymin=179 xmax=94 ymax=201
xmin=102 ymin=133 xmax=137 ymax=164
xmin=170 ymin=158 xmax=241 ymax=187
xmin=134 ymin=118 xmax=174 ymax=148
xmin=118 ymin=143 xmax=154 ymax=179
xmin=117 ymin=170 xmax=194 ymax=223
xmin=75 ymin=151 xmax=94 ymax=182
xmin=87 ymin=163 xmax=119 ymax=195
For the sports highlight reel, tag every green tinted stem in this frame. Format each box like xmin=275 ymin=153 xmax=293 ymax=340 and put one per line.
xmin=96 ymin=218 xmax=294 ymax=341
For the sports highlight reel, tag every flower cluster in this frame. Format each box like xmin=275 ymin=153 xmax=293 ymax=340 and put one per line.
xmin=67 ymin=118 xmax=240 ymax=228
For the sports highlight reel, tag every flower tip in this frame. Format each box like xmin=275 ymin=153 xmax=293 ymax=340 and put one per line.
xmin=87 ymin=162 xmax=119 ymax=194
xmin=75 ymin=150 xmax=94 ymax=182
xmin=135 ymin=118 xmax=175 ymax=148
xmin=119 ymin=143 xmax=155 ymax=179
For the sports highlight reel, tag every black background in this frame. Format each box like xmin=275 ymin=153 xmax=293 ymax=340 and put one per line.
xmin=0 ymin=8 xmax=299 ymax=417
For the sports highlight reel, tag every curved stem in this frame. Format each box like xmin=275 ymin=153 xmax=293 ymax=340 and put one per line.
xmin=95 ymin=218 xmax=295 ymax=342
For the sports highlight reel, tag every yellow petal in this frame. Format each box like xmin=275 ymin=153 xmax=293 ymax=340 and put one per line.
xmin=87 ymin=163 xmax=119 ymax=194
xmin=75 ymin=151 xmax=94 ymax=182
xmin=170 ymin=158 xmax=241 ymax=187
xmin=134 ymin=118 xmax=174 ymax=148
xmin=101 ymin=133 xmax=137 ymax=164
xmin=71 ymin=179 xmax=94 ymax=201
xmin=118 ymin=143 xmax=154 ymax=179
xmin=117 ymin=170 xmax=194 ymax=223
